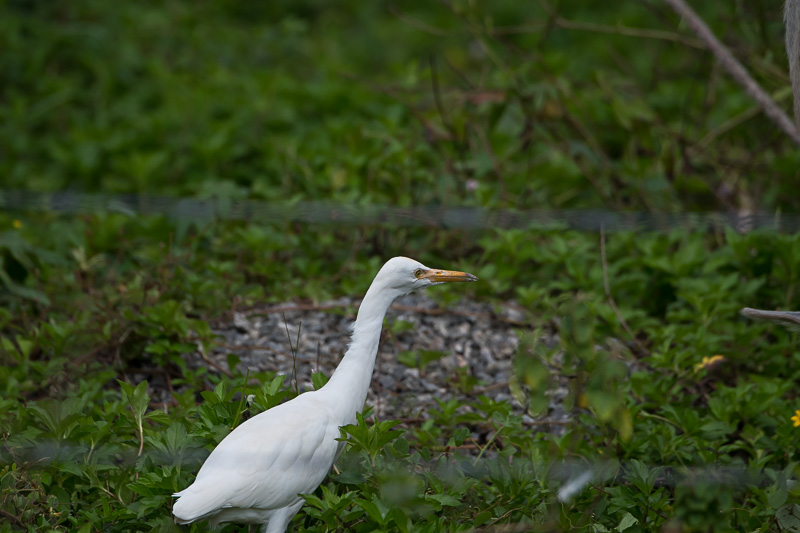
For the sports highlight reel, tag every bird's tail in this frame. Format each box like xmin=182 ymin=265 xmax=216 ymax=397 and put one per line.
xmin=172 ymin=485 xmax=225 ymax=524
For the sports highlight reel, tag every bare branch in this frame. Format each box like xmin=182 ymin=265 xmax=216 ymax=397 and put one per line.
xmin=663 ymin=0 xmax=800 ymax=147
xmin=740 ymin=307 xmax=800 ymax=331
xmin=787 ymin=0 xmax=800 ymax=127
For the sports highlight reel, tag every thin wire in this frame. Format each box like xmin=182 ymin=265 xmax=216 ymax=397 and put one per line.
xmin=1 ymin=189 xmax=799 ymax=232
xmin=1 ymin=440 xmax=771 ymax=493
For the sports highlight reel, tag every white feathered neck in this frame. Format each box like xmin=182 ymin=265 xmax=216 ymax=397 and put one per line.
xmin=320 ymin=259 xmax=418 ymax=424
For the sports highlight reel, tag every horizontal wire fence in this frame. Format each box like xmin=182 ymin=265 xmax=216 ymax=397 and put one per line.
xmin=2 ymin=189 xmax=800 ymax=232
xmin=5 ymin=439 xmax=768 ymax=499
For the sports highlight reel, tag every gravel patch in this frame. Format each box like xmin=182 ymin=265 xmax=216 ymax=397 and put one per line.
xmin=185 ymin=294 xmax=571 ymax=432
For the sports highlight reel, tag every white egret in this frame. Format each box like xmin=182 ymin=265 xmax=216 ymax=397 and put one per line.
xmin=172 ymin=256 xmax=477 ymax=532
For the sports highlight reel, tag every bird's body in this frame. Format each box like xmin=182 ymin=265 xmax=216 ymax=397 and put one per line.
xmin=173 ymin=257 xmax=477 ymax=532
xmin=172 ymin=391 xmax=342 ymax=529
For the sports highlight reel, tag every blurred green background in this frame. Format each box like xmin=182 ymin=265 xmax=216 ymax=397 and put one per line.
xmin=2 ymin=0 xmax=798 ymax=210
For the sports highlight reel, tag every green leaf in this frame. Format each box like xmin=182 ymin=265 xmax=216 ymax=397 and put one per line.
xmin=418 ymin=350 xmax=448 ymax=368
xmin=312 ymin=371 xmax=329 ymax=390
xmin=425 ymin=493 xmax=461 ymax=508
xmin=616 ymin=512 xmax=638 ymax=532
xmin=397 ymin=350 xmax=418 ymax=369
xmin=474 ymin=511 xmax=493 ymax=527
xmin=776 ymin=504 xmax=800 ymax=532
xmin=390 ymin=319 xmax=415 ymax=335
xmin=768 ymin=472 xmax=789 ymax=509
xmin=357 ymin=495 xmax=390 ymax=525
xmin=392 ymin=437 xmax=409 ymax=455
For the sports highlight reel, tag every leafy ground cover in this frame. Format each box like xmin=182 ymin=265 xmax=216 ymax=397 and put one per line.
xmin=2 ymin=1 xmax=800 ymax=532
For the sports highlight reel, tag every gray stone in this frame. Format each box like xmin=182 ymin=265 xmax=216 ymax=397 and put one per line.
xmin=183 ymin=293 xmax=575 ymax=433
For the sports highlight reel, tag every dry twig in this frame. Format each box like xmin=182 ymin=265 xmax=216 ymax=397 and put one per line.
xmin=662 ymin=0 xmax=800 ymax=147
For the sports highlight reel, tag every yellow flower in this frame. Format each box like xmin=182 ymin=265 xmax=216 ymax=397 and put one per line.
xmin=12 ymin=219 xmax=22 ymax=229
xmin=694 ymin=354 xmax=726 ymax=372
xmin=577 ymin=393 xmax=588 ymax=409
xmin=792 ymin=410 xmax=800 ymax=428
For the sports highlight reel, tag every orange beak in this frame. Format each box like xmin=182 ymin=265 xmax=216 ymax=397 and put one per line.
xmin=419 ymin=269 xmax=478 ymax=283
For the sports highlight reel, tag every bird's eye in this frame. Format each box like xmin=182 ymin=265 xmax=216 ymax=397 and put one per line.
xmin=414 ymin=268 xmax=424 ymax=278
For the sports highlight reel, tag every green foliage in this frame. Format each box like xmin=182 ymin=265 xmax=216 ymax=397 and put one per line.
xmin=1 ymin=1 xmax=798 ymax=212
xmin=2 ymin=0 xmax=800 ymax=531
xmin=4 ymin=221 xmax=800 ymax=530
xmin=0 ymin=229 xmax=65 ymax=304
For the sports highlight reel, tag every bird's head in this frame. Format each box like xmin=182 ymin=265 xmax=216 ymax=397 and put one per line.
xmin=374 ymin=256 xmax=478 ymax=295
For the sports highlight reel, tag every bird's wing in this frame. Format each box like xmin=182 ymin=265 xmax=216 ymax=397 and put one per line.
xmin=173 ymin=392 xmax=341 ymax=522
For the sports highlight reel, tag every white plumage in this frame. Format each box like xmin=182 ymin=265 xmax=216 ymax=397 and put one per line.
xmin=173 ymin=256 xmax=477 ymax=532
